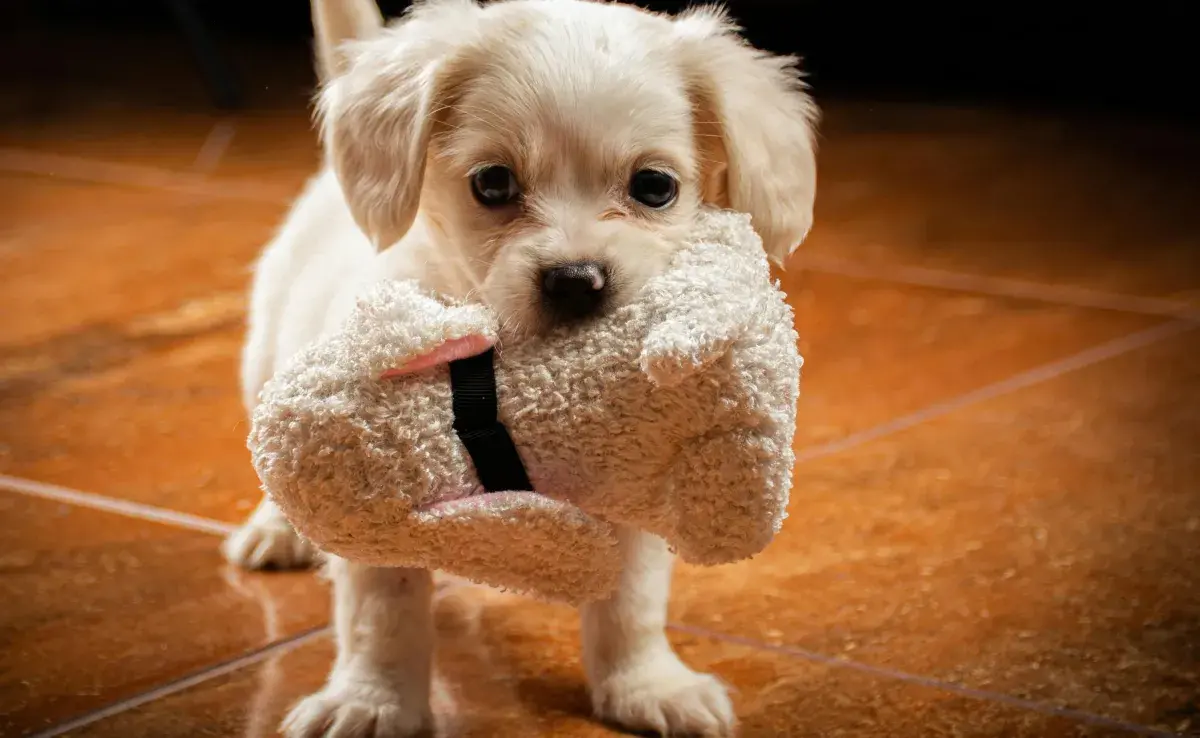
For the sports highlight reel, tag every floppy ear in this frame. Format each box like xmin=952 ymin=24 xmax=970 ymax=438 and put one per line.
xmin=316 ymin=0 xmax=481 ymax=249
xmin=674 ymin=6 xmax=819 ymax=266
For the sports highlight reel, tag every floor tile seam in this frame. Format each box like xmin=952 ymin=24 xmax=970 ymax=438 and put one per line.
xmin=670 ymin=624 xmax=1181 ymax=737
xmin=0 ymin=474 xmax=237 ymax=536
xmin=26 ymin=626 xmax=331 ymax=738
xmin=793 ymin=319 xmax=1196 ymax=463
xmin=24 ymin=618 xmax=1181 ymax=738
xmin=792 ymin=253 xmax=1200 ymax=321
xmin=27 ymin=613 xmax=1175 ymax=738
xmin=23 ymin=617 xmax=1180 ymax=738
xmin=23 ymin=583 xmax=477 ymax=735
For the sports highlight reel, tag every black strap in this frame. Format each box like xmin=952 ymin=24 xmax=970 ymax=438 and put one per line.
xmin=449 ymin=348 xmax=534 ymax=493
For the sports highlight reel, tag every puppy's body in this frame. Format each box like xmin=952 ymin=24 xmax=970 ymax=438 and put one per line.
xmin=225 ymin=1 xmax=817 ymax=735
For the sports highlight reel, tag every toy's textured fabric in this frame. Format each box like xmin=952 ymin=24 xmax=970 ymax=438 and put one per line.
xmin=250 ymin=209 xmax=802 ymax=604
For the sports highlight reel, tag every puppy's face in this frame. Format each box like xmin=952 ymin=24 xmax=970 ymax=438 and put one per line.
xmin=320 ymin=0 xmax=818 ymax=338
xmin=420 ymin=5 xmax=702 ymax=335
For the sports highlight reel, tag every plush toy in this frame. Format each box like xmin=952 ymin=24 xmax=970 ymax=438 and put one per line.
xmin=250 ymin=209 xmax=802 ymax=604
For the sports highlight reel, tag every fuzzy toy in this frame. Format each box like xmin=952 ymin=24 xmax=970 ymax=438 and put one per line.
xmin=250 ymin=209 xmax=801 ymax=604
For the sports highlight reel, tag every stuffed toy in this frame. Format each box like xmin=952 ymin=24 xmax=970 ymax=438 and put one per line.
xmin=249 ymin=209 xmax=802 ymax=604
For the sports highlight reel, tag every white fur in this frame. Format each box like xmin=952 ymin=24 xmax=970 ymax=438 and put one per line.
xmin=224 ymin=1 xmax=817 ymax=735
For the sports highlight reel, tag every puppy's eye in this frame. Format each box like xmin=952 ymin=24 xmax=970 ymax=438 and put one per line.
xmin=470 ymin=165 xmax=520 ymax=207
xmin=629 ymin=169 xmax=678 ymax=209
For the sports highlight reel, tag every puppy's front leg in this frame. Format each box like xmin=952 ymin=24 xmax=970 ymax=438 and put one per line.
xmin=582 ymin=528 xmax=735 ymax=737
xmin=284 ymin=558 xmax=435 ymax=738
xmin=223 ymin=497 xmax=317 ymax=570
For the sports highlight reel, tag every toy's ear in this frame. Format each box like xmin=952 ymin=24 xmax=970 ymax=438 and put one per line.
xmin=380 ymin=333 xmax=495 ymax=378
xmin=639 ymin=214 xmax=770 ymax=387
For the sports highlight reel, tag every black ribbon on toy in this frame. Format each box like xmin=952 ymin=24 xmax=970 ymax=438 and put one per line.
xmin=449 ymin=348 xmax=534 ymax=493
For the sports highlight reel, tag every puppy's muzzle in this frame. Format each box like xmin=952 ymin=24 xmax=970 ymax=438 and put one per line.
xmin=540 ymin=261 xmax=609 ymax=322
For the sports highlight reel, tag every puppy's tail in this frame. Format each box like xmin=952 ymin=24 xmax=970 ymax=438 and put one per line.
xmin=311 ymin=0 xmax=384 ymax=82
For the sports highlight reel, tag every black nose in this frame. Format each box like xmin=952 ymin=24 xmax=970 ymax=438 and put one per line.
xmin=540 ymin=261 xmax=608 ymax=321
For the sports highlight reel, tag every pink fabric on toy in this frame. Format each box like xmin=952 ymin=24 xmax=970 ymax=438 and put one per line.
xmin=380 ymin=334 xmax=496 ymax=378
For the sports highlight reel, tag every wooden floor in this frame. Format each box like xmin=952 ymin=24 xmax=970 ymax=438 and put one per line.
xmin=1 ymin=27 xmax=1198 ymax=738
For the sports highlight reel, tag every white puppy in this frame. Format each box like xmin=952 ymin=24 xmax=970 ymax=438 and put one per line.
xmin=224 ymin=1 xmax=817 ymax=735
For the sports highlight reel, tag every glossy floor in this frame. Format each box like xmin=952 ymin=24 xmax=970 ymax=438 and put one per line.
xmin=2 ymin=30 xmax=1199 ymax=738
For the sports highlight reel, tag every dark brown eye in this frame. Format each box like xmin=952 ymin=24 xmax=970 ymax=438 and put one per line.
xmin=629 ymin=169 xmax=678 ymax=209
xmin=470 ymin=165 xmax=520 ymax=207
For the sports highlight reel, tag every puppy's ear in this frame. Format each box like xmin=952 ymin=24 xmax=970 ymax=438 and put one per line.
xmin=311 ymin=0 xmax=384 ymax=82
xmin=674 ymin=6 xmax=819 ymax=266
xmin=316 ymin=0 xmax=481 ymax=249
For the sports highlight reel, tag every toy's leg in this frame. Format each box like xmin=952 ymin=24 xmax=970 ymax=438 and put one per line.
xmin=284 ymin=557 xmax=436 ymax=737
xmin=222 ymin=496 xmax=317 ymax=570
xmin=581 ymin=527 xmax=735 ymax=736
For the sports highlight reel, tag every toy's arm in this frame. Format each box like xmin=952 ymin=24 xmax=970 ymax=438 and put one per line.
xmin=639 ymin=213 xmax=772 ymax=387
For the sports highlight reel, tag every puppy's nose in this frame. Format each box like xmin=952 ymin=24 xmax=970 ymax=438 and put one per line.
xmin=540 ymin=261 xmax=608 ymax=321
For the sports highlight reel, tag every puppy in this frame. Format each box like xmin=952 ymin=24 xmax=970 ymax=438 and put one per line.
xmin=224 ymin=1 xmax=817 ymax=735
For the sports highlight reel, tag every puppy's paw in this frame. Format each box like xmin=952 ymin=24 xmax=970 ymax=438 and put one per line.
xmin=591 ymin=654 xmax=735 ymax=737
xmin=221 ymin=520 xmax=316 ymax=571
xmin=282 ymin=679 xmax=433 ymax=738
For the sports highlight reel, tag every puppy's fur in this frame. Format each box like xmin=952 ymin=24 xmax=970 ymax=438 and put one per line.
xmin=224 ymin=1 xmax=817 ymax=735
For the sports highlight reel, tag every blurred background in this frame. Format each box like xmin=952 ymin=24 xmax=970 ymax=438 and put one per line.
xmin=6 ymin=1 xmax=1199 ymax=115
xmin=1 ymin=2 xmax=1197 ymax=737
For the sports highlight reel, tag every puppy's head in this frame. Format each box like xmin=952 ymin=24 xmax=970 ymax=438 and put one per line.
xmin=316 ymin=0 xmax=817 ymax=338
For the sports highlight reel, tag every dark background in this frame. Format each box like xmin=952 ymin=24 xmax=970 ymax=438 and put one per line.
xmin=4 ymin=0 xmax=1198 ymax=122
